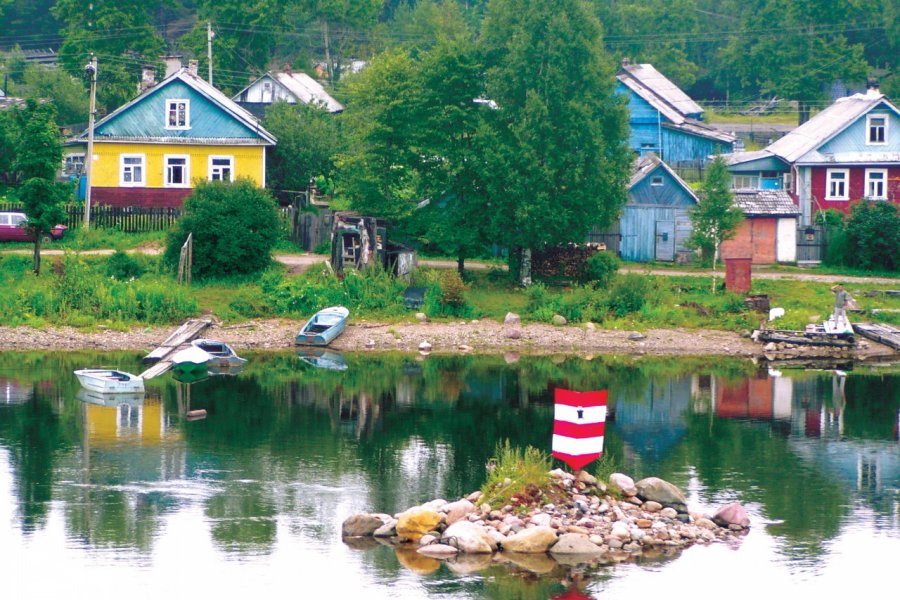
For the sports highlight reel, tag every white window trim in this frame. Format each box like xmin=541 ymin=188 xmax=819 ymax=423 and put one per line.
xmin=164 ymin=154 xmax=191 ymax=188
xmin=119 ymin=153 xmax=146 ymax=187
xmin=208 ymin=155 xmax=235 ymax=182
xmin=165 ymin=99 xmax=191 ymax=130
xmin=650 ymin=176 xmax=663 ymax=187
xmin=866 ymin=114 xmax=888 ymax=146
xmin=825 ymin=168 xmax=850 ymax=201
xmin=864 ymin=168 xmax=887 ymax=200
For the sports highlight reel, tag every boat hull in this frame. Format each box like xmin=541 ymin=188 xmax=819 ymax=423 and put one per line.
xmin=295 ymin=306 xmax=349 ymax=346
xmin=74 ymin=369 xmax=145 ymax=394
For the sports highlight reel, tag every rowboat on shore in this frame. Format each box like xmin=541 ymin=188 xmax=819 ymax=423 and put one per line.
xmin=295 ymin=306 xmax=349 ymax=346
xmin=74 ymin=369 xmax=145 ymax=394
xmin=171 ymin=339 xmax=247 ymax=374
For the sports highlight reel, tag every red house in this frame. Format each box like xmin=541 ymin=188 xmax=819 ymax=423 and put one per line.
xmin=725 ymin=87 xmax=900 ymax=225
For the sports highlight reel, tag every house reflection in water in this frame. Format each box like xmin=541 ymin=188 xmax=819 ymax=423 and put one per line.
xmin=82 ymin=393 xmax=181 ymax=447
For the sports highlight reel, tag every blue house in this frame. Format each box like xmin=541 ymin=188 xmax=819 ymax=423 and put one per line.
xmin=617 ymin=61 xmax=735 ymax=165
xmin=618 ymin=153 xmax=699 ymax=262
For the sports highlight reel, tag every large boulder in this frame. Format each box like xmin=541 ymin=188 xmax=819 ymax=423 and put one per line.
xmin=504 ymin=312 xmax=521 ymax=325
xmin=634 ymin=477 xmax=687 ymax=510
xmin=342 ymin=513 xmax=385 ymax=537
xmin=549 ymin=533 xmax=604 ymax=555
xmin=396 ymin=507 xmax=443 ymax=539
xmin=712 ymin=503 xmax=750 ymax=528
xmin=608 ymin=473 xmax=637 ymax=496
xmin=442 ymin=499 xmax=476 ymax=525
xmin=502 ymin=526 xmax=558 ymax=553
xmin=442 ymin=520 xmax=494 ymax=554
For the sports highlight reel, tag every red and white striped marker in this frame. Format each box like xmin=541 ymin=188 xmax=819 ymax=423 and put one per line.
xmin=551 ymin=389 xmax=607 ymax=471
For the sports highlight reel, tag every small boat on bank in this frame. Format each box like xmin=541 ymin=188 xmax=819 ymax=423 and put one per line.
xmin=296 ymin=306 xmax=349 ymax=346
xmin=74 ymin=369 xmax=145 ymax=394
xmin=171 ymin=339 xmax=247 ymax=373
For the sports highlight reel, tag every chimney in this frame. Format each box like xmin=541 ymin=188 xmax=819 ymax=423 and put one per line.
xmin=187 ymin=59 xmax=199 ymax=77
xmin=139 ymin=65 xmax=156 ymax=92
xmin=283 ymin=63 xmax=292 ymax=76
xmin=621 ymin=57 xmax=630 ymax=68
xmin=867 ymin=76 xmax=880 ymax=95
xmin=163 ymin=55 xmax=183 ymax=78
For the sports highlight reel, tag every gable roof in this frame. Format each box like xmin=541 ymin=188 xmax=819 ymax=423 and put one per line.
xmin=233 ymin=71 xmax=344 ymax=113
xmin=629 ymin=152 xmax=699 ymax=201
xmin=617 ymin=63 xmax=735 ymax=145
xmin=732 ymin=189 xmax=799 ymax=217
xmin=765 ymin=90 xmax=899 ymax=163
xmin=72 ymin=68 xmax=276 ymax=145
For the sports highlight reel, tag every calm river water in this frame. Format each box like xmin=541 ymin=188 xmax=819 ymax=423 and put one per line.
xmin=0 ymin=351 xmax=898 ymax=599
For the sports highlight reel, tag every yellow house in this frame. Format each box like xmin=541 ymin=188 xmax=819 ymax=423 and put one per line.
xmin=67 ymin=64 xmax=276 ymax=208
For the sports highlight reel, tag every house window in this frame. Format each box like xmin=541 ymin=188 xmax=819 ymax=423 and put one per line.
xmin=783 ymin=172 xmax=793 ymax=191
xmin=120 ymin=154 xmax=145 ymax=186
xmin=650 ymin=176 xmax=663 ymax=186
xmin=866 ymin=114 xmax=887 ymax=144
xmin=63 ymin=153 xmax=85 ymax=177
xmin=166 ymin=99 xmax=190 ymax=129
xmin=732 ymin=175 xmax=759 ymax=189
xmin=825 ymin=168 xmax=849 ymax=200
xmin=865 ymin=169 xmax=887 ymax=199
xmin=209 ymin=156 xmax=234 ymax=182
xmin=165 ymin=155 xmax=190 ymax=187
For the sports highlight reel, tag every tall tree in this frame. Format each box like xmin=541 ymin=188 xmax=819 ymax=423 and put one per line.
xmin=336 ymin=48 xmax=424 ymax=222
xmin=53 ymin=0 xmax=166 ymax=112
xmin=13 ymin=101 xmax=66 ymax=275
xmin=479 ymin=0 xmax=631 ymax=285
xmin=262 ymin=102 xmax=341 ymax=199
xmin=688 ymin=155 xmax=742 ymax=276
xmin=304 ymin=0 xmax=383 ymax=84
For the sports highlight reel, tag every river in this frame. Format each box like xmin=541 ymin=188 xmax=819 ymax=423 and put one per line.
xmin=0 ymin=351 xmax=897 ymax=599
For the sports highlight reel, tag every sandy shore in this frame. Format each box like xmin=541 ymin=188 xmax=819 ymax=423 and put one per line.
xmin=3 ymin=317 xmax=896 ymax=360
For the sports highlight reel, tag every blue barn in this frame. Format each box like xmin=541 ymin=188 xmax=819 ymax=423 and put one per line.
xmin=617 ymin=61 xmax=735 ymax=166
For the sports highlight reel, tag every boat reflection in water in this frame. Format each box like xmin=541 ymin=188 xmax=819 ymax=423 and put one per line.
xmin=297 ymin=348 xmax=349 ymax=371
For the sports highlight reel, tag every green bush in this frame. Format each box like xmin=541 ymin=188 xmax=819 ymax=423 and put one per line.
xmin=105 ymin=250 xmax=145 ymax=280
xmin=604 ymin=274 xmax=655 ymax=317
xmin=163 ymin=178 xmax=281 ymax=280
xmin=583 ymin=251 xmax=620 ymax=287
xmin=480 ymin=440 xmax=552 ymax=508
xmin=422 ymin=270 xmax=474 ymax=318
xmin=844 ymin=201 xmax=900 ymax=271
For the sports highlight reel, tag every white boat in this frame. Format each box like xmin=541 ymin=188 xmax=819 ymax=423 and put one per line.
xmin=172 ymin=339 xmax=247 ymax=373
xmin=74 ymin=369 xmax=145 ymax=394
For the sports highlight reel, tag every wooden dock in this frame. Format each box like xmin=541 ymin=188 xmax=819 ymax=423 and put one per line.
xmin=853 ymin=322 xmax=900 ymax=351
xmin=140 ymin=318 xmax=212 ymax=379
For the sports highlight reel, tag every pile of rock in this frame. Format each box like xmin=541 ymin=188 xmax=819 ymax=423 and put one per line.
xmin=762 ymin=341 xmax=856 ymax=360
xmin=342 ymin=471 xmax=750 ymax=566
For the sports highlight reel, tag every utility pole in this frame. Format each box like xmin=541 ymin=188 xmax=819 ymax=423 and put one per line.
xmin=84 ymin=54 xmax=98 ymax=230
xmin=207 ymin=21 xmax=214 ymax=85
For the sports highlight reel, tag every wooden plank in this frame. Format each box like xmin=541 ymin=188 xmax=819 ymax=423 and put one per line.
xmin=142 ymin=318 xmax=212 ymax=364
xmin=853 ymin=323 xmax=900 ymax=351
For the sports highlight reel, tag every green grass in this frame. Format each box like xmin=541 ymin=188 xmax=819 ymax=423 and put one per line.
xmin=480 ymin=440 xmax=553 ymax=509
xmin=704 ymin=106 xmax=799 ymax=125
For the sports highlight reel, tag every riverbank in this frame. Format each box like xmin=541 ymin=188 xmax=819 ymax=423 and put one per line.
xmin=0 ymin=317 xmax=897 ymax=359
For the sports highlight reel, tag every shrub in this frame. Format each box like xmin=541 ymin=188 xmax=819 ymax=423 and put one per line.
xmin=163 ymin=178 xmax=281 ymax=280
xmin=844 ymin=201 xmax=900 ymax=271
xmin=583 ymin=251 xmax=620 ymax=287
xmin=480 ymin=440 xmax=552 ymax=508
xmin=422 ymin=269 xmax=473 ymax=317
xmin=105 ymin=250 xmax=145 ymax=280
xmin=604 ymin=274 xmax=657 ymax=317
xmin=440 ymin=270 xmax=468 ymax=307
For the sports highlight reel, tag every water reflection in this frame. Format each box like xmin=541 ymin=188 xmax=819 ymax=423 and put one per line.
xmin=0 ymin=351 xmax=897 ymax=597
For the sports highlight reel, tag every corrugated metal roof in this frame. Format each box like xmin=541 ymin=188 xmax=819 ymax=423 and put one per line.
xmin=669 ymin=120 xmax=736 ymax=144
xmin=721 ymin=149 xmax=775 ymax=166
xmin=70 ymin=68 xmax=276 ymax=145
xmin=274 ymin=72 xmax=344 ymax=112
xmin=619 ymin=63 xmax=704 ymax=117
xmin=732 ymin=189 xmax=799 ymax=216
xmin=767 ymin=91 xmax=896 ymax=163
xmin=67 ymin=136 xmax=270 ymax=146
xmin=617 ymin=75 xmax=685 ymax=124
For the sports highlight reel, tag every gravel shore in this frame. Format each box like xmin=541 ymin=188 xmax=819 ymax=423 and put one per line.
xmin=1 ymin=318 xmax=896 ymax=359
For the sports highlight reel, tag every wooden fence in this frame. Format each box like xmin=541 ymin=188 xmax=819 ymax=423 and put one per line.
xmin=0 ymin=202 xmax=182 ymax=232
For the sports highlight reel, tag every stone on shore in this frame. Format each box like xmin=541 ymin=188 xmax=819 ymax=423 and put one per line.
xmin=373 ymin=518 xmax=398 ymax=537
xmin=442 ymin=520 xmax=494 ymax=554
xmin=502 ymin=526 xmax=558 ymax=553
xmin=552 ymin=315 xmax=567 ymax=326
xmin=504 ymin=312 xmax=521 ymax=325
xmin=712 ymin=503 xmax=750 ymax=528
xmin=342 ymin=513 xmax=386 ymax=537
xmin=609 ymin=473 xmax=637 ymax=496
xmin=577 ymin=471 xmax=598 ymax=486
xmin=415 ymin=312 xmax=428 ymax=322
xmin=635 ymin=477 xmax=687 ymax=510
xmin=417 ymin=544 xmax=459 ymax=557
xmin=505 ymin=328 xmax=522 ymax=340
xmin=396 ymin=507 xmax=442 ymax=539
xmin=550 ymin=533 xmax=604 ymax=555
xmin=443 ymin=499 xmax=476 ymax=525
xmin=418 ymin=341 xmax=433 ymax=353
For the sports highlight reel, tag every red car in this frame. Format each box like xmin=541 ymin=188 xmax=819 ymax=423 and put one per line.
xmin=0 ymin=211 xmax=67 ymax=242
